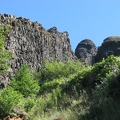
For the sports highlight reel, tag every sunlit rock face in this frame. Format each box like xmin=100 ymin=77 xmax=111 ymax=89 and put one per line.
xmin=0 ymin=14 xmax=77 ymax=87
xmin=95 ymin=36 xmax=120 ymax=62
xmin=75 ymin=39 xmax=97 ymax=65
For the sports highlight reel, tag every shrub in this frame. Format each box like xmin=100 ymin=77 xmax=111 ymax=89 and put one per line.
xmin=76 ymin=55 xmax=120 ymax=93
xmin=24 ymin=98 xmax=36 ymax=112
xmin=0 ymin=25 xmax=11 ymax=75
xmin=11 ymin=64 xmax=40 ymax=97
xmin=80 ymin=56 xmax=120 ymax=120
xmin=0 ymin=86 xmax=23 ymax=118
xmin=36 ymin=59 xmax=84 ymax=83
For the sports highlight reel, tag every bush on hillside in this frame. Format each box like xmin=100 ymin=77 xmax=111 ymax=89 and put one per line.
xmin=11 ymin=64 xmax=40 ymax=97
xmin=78 ymin=55 xmax=120 ymax=92
xmin=79 ymin=55 xmax=120 ymax=120
xmin=0 ymin=86 xmax=23 ymax=118
xmin=36 ymin=59 xmax=84 ymax=83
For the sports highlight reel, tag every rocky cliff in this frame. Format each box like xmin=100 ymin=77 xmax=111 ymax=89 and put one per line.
xmin=95 ymin=36 xmax=120 ymax=62
xmin=75 ymin=39 xmax=97 ymax=65
xmin=0 ymin=14 xmax=77 ymax=75
xmin=75 ymin=36 xmax=120 ymax=64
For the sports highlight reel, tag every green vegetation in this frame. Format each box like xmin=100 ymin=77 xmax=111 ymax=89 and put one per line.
xmin=11 ymin=64 xmax=40 ymax=97
xmin=0 ymin=86 xmax=23 ymax=118
xmin=5 ymin=56 xmax=120 ymax=120
xmin=1 ymin=25 xmax=120 ymax=119
xmin=0 ymin=25 xmax=10 ymax=75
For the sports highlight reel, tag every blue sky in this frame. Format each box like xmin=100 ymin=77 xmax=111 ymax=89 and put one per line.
xmin=1 ymin=0 xmax=120 ymax=51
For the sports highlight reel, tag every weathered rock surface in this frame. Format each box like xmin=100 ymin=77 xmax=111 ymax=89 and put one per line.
xmin=0 ymin=14 xmax=77 ymax=86
xmin=95 ymin=36 xmax=120 ymax=62
xmin=75 ymin=39 xmax=97 ymax=65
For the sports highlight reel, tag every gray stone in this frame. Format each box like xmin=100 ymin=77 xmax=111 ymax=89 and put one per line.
xmin=95 ymin=36 xmax=120 ymax=62
xmin=0 ymin=13 xmax=77 ymax=85
xmin=75 ymin=39 xmax=97 ymax=65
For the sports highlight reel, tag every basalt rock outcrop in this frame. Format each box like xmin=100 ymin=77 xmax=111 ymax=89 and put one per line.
xmin=1 ymin=14 xmax=120 ymax=87
xmin=75 ymin=39 xmax=97 ymax=65
xmin=0 ymin=14 xmax=77 ymax=86
xmin=95 ymin=36 xmax=120 ymax=62
xmin=75 ymin=36 xmax=120 ymax=65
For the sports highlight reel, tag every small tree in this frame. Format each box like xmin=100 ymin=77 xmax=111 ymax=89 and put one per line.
xmin=11 ymin=64 xmax=40 ymax=97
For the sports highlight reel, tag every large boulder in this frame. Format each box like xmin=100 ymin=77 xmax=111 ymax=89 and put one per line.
xmin=75 ymin=39 xmax=97 ymax=65
xmin=95 ymin=36 xmax=120 ymax=62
